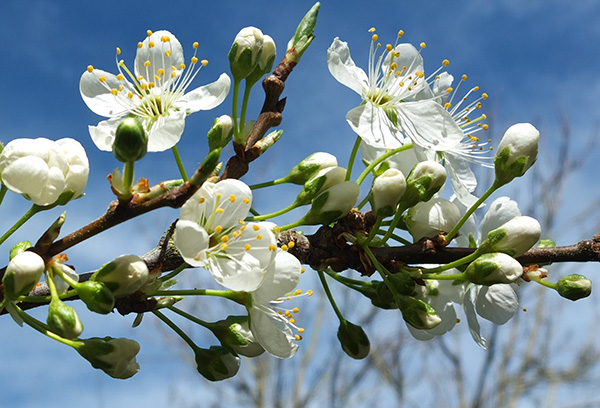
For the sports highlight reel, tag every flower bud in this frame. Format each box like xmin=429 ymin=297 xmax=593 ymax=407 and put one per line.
xmin=494 ymin=123 xmax=539 ymax=186
xmin=337 ymin=321 xmax=370 ymax=359
xmin=556 ymin=274 xmax=592 ymax=301
xmin=246 ymin=34 xmax=277 ymax=84
xmin=75 ymin=337 xmax=140 ymax=379
xmin=228 ymin=26 xmax=264 ymax=81
xmin=480 ymin=215 xmax=541 ymax=257
xmin=112 ymin=116 xmax=148 ymax=163
xmin=207 ymin=115 xmax=234 ymax=151
xmin=371 ymin=168 xmax=406 ymax=217
xmin=2 ymin=251 xmax=45 ymax=300
xmin=295 ymin=166 xmax=346 ymax=205
xmin=401 ymin=161 xmax=447 ymax=208
xmin=283 ymin=152 xmax=338 ymax=185
xmin=399 ymin=296 xmax=441 ymax=330
xmin=302 ymin=181 xmax=360 ymax=225
xmin=464 ymin=252 xmax=523 ymax=285
xmin=194 ymin=345 xmax=240 ymax=381
xmin=47 ymin=299 xmax=84 ymax=339
xmin=405 ymin=198 xmax=460 ymax=241
xmin=212 ymin=316 xmax=265 ymax=357
xmin=9 ymin=241 xmax=33 ymax=260
xmin=75 ymin=281 xmax=115 ymax=314
xmin=91 ymin=254 xmax=150 ymax=297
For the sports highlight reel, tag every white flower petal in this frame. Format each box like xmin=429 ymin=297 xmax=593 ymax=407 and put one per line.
xmin=135 ymin=30 xmax=184 ymax=83
xmin=479 ymin=197 xmax=522 ymax=241
xmin=173 ymin=219 xmax=210 ymax=267
xmin=464 ymin=287 xmax=487 ymax=349
xmin=210 ymin=179 xmax=253 ymax=228
xmin=347 ymin=103 xmax=407 ymax=148
xmin=147 ymin=110 xmax=186 ymax=152
xmin=446 ymin=154 xmax=478 ymax=208
xmin=210 ymin=253 xmax=266 ymax=291
xmin=80 ymin=69 xmax=136 ymax=117
xmin=253 ymin=251 xmax=302 ymax=305
xmin=327 ymin=38 xmax=369 ymax=95
xmin=250 ymin=305 xmax=298 ymax=359
xmin=475 ymin=284 xmax=518 ymax=325
xmin=88 ymin=118 xmax=121 ymax=152
xmin=175 ymin=73 xmax=231 ymax=113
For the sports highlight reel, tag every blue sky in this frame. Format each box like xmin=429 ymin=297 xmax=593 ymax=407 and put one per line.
xmin=1 ymin=0 xmax=600 ymax=406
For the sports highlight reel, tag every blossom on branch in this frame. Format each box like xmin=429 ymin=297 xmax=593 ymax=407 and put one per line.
xmin=80 ymin=30 xmax=231 ymax=152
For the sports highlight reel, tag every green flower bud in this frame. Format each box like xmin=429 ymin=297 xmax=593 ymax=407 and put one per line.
xmin=480 ymin=215 xmax=541 ymax=257
xmin=283 ymin=152 xmax=338 ymax=185
xmin=228 ymin=26 xmax=264 ymax=81
xmin=2 ymin=251 xmax=45 ymax=300
xmin=212 ymin=316 xmax=265 ymax=357
xmin=9 ymin=241 xmax=33 ymax=261
xmin=91 ymin=254 xmax=150 ymax=297
xmin=405 ymin=198 xmax=460 ymax=241
xmin=112 ymin=116 xmax=148 ymax=163
xmin=494 ymin=123 xmax=539 ymax=186
xmin=207 ymin=115 xmax=234 ymax=151
xmin=371 ymin=168 xmax=406 ymax=217
xmin=47 ymin=298 xmax=83 ymax=339
xmin=465 ymin=252 xmax=523 ymax=285
xmin=295 ymin=166 xmax=346 ymax=205
xmin=194 ymin=345 xmax=240 ymax=381
xmin=75 ymin=337 xmax=140 ymax=379
xmin=75 ymin=281 xmax=115 ymax=314
xmin=246 ymin=34 xmax=277 ymax=84
xmin=302 ymin=181 xmax=360 ymax=225
xmin=401 ymin=161 xmax=447 ymax=208
xmin=399 ymin=296 xmax=441 ymax=330
xmin=337 ymin=321 xmax=370 ymax=359
xmin=556 ymin=274 xmax=592 ymax=301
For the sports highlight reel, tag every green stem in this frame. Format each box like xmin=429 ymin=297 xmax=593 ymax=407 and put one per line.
xmin=0 ymin=204 xmax=44 ymax=247
xmin=0 ymin=184 xmax=8 ymax=208
xmin=346 ymin=136 xmax=362 ymax=181
xmin=122 ymin=161 xmax=135 ymax=196
xmin=278 ymin=218 xmax=305 ymax=231
xmin=152 ymin=289 xmax=249 ymax=306
xmin=445 ymin=180 xmax=502 ymax=244
xmin=232 ymin=79 xmax=242 ymax=141
xmin=317 ymin=270 xmax=346 ymax=324
xmin=325 ymin=269 xmax=374 ymax=289
xmin=249 ymin=178 xmax=286 ymax=190
xmin=171 ymin=146 xmax=189 ymax=182
xmin=7 ymin=302 xmax=76 ymax=347
xmin=421 ymin=249 xmax=482 ymax=274
xmin=167 ymin=305 xmax=214 ymax=329
xmin=239 ymin=80 xmax=253 ymax=136
xmin=356 ymin=191 xmax=372 ymax=211
xmin=246 ymin=201 xmax=300 ymax=221
xmin=159 ymin=262 xmax=189 ymax=282
xmin=356 ymin=143 xmax=413 ymax=186
xmin=380 ymin=204 xmax=408 ymax=245
xmin=152 ymin=309 xmax=197 ymax=350
xmin=363 ymin=217 xmax=383 ymax=246
xmin=362 ymin=245 xmax=403 ymax=307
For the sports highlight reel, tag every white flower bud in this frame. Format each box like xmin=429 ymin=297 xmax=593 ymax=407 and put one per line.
xmin=465 ymin=252 xmax=523 ymax=285
xmin=247 ymin=34 xmax=277 ymax=84
xmin=213 ymin=316 xmax=265 ymax=357
xmin=494 ymin=123 xmax=539 ymax=186
xmin=47 ymin=299 xmax=84 ymax=339
xmin=371 ymin=168 xmax=406 ymax=217
xmin=405 ymin=198 xmax=460 ymax=241
xmin=480 ymin=215 xmax=541 ymax=257
xmin=302 ymin=181 xmax=360 ymax=225
xmin=228 ymin=26 xmax=264 ymax=80
xmin=295 ymin=166 xmax=346 ymax=205
xmin=284 ymin=152 xmax=338 ymax=185
xmin=91 ymin=254 xmax=150 ymax=297
xmin=207 ymin=115 xmax=235 ymax=151
xmin=194 ymin=345 xmax=240 ymax=381
xmin=401 ymin=161 xmax=447 ymax=208
xmin=75 ymin=337 xmax=140 ymax=379
xmin=400 ymin=297 xmax=442 ymax=330
xmin=2 ymin=251 xmax=45 ymax=300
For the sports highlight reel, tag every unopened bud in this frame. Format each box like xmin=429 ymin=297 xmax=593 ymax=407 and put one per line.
xmin=91 ymin=254 xmax=150 ymax=297
xmin=494 ymin=123 xmax=539 ymax=186
xmin=480 ymin=215 xmax=541 ymax=257
xmin=465 ymin=252 xmax=523 ymax=285
xmin=371 ymin=168 xmax=406 ymax=217
xmin=400 ymin=161 xmax=447 ymax=208
xmin=283 ymin=152 xmax=338 ymax=185
xmin=246 ymin=34 xmax=277 ymax=84
xmin=207 ymin=115 xmax=234 ymax=151
xmin=556 ymin=274 xmax=592 ymax=301
xmin=213 ymin=316 xmax=265 ymax=357
xmin=405 ymin=198 xmax=460 ymax=241
xmin=400 ymin=296 xmax=441 ymax=330
xmin=286 ymin=2 xmax=320 ymax=62
xmin=9 ymin=241 xmax=33 ymax=261
xmin=2 ymin=251 xmax=45 ymax=300
xmin=47 ymin=299 xmax=84 ymax=339
xmin=295 ymin=166 xmax=346 ymax=205
xmin=75 ymin=281 xmax=115 ymax=314
xmin=194 ymin=345 xmax=240 ymax=381
xmin=113 ymin=116 xmax=148 ymax=163
xmin=302 ymin=181 xmax=360 ymax=225
xmin=337 ymin=321 xmax=370 ymax=359
xmin=75 ymin=337 xmax=140 ymax=379
xmin=228 ymin=27 xmax=264 ymax=81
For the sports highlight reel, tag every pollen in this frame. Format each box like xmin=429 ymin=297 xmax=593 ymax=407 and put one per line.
xmin=216 ymin=208 xmax=224 ymax=214
xmin=446 ymin=87 xmax=453 ymax=93
xmin=229 ymin=194 xmax=236 ymax=203
xmin=98 ymin=75 xmax=107 ymax=83
xmin=295 ymin=334 xmax=303 ymax=341
xmin=253 ymin=224 xmax=260 ymax=231
xmin=368 ymin=27 xmax=376 ymax=33
xmin=442 ymin=59 xmax=450 ymax=66
xmin=144 ymin=60 xmax=151 ymax=67
xmin=292 ymin=307 xmax=299 ymax=313
xmin=165 ymin=50 xmax=172 ymax=57
xmin=238 ymin=219 xmax=246 ymax=225
xmin=111 ymin=89 xmax=118 ymax=95
xmin=398 ymin=30 xmax=404 ymax=38
xmin=215 ymin=225 xmax=223 ymax=233
xmin=127 ymin=92 xmax=133 ymax=99
xmin=157 ymin=68 xmax=165 ymax=76
xmin=220 ymin=243 xmax=228 ymax=251
xmin=87 ymin=65 xmax=94 ymax=73
xmin=191 ymin=56 xmax=198 ymax=64
xmin=117 ymin=73 xmax=124 ymax=81
xmin=268 ymin=244 xmax=277 ymax=251
xmin=201 ymin=59 xmax=208 ymax=66
xmin=306 ymin=289 xmax=314 ymax=297
xmin=420 ymin=42 xmax=427 ymax=48
xmin=483 ymin=124 xmax=489 ymax=130
xmin=116 ymin=47 xmax=121 ymax=55
xmin=193 ymin=41 xmax=199 ymax=49
xmin=386 ymin=44 xmax=393 ymax=52
xmin=148 ymin=41 xmax=155 ymax=48
xmin=372 ymin=34 xmax=378 ymax=42
xmin=245 ymin=244 xmax=251 ymax=251
xmin=482 ymin=93 xmax=489 ymax=100
xmin=243 ymin=198 xmax=250 ymax=204
xmin=256 ymin=234 xmax=263 ymax=240
xmin=298 ymin=328 xmax=305 ymax=333
xmin=220 ymin=235 xmax=229 ymax=242
xmin=462 ymin=74 xmax=468 ymax=81
xmin=137 ymin=42 xmax=143 ymax=49
xmin=180 ymin=63 xmax=186 ymax=70
xmin=288 ymin=241 xmax=295 ymax=249
xmin=147 ymin=30 xmax=153 ymax=37
xmin=281 ymin=244 xmax=288 ymax=251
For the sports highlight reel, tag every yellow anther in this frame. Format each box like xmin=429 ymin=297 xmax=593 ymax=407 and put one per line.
xmin=198 ymin=197 xmax=206 ymax=204
xmin=269 ymin=244 xmax=277 ymax=251
xmin=144 ymin=60 xmax=151 ymax=67
xmin=462 ymin=74 xmax=468 ymax=81
xmin=483 ymin=124 xmax=489 ymax=130
xmin=162 ymin=35 xmax=170 ymax=42
xmin=372 ymin=34 xmax=378 ymax=42
xmin=127 ymin=92 xmax=133 ymax=99
xmin=444 ymin=102 xmax=452 ymax=109
xmin=256 ymin=234 xmax=263 ymax=240
xmin=252 ymin=224 xmax=260 ymax=231
xmin=306 ymin=289 xmax=314 ymax=297
xmin=220 ymin=243 xmax=228 ymax=251
xmin=191 ymin=56 xmax=198 ymax=64
xmin=154 ymin=75 xmax=160 ymax=81
xmin=111 ymin=88 xmax=118 ymax=95
xmin=294 ymin=289 xmax=302 ymax=295
xmin=416 ymin=71 xmax=424 ymax=78
xmin=201 ymin=59 xmax=208 ymax=66
xmin=148 ymin=41 xmax=155 ymax=48
xmin=243 ymin=198 xmax=250 ymax=204
xmin=245 ymin=244 xmax=251 ymax=251
xmin=232 ymin=231 xmax=239 ymax=238
xmin=98 ymin=75 xmax=107 ymax=83
xmin=476 ymin=102 xmax=482 ymax=109
xmin=469 ymin=135 xmax=479 ymax=142
xmin=137 ymin=76 xmax=143 ymax=81
xmin=171 ymin=71 xmax=177 ymax=78
xmin=482 ymin=93 xmax=489 ymax=100
xmin=300 ymin=267 xmax=305 ymax=274
xmin=398 ymin=29 xmax=404 ymax=37
xmin=420 ymin=42 xmax=427 ymax=48
xmin=119 ymin=84 xmax=123 ymax=91
xmin=148 ymin=82 xmax=155 ymax=89
xmin=399 ymin=81 xmax=405 ymax=87
xmin=446 ymin=87 xmax=453 ymax=93
xmin=215 ymin=225 xmax=223 ymax=233
xmin=216 ymin=208 xmax=224 ymax=214
xmin=298 ymin=328 xmax=305 ymax=333
xmin=137 ymin=42 xmax=143 ymax=49
xmin=117 ymin=73 xmax=124 ymax=81
xmin=386 ymin=44 xmax=393 ymax=52
xmin=240 ymin=225 xmax=246 ymax=231
xmin=180 ymin=63 xmax=186 ymax=70
xmin=193 ymin=41 xmax=199 ymax=49
xmin=87 ymin=65 xmax=94 ymax=73
xmin=116 ymin=47 xmax=121 ymax=55
xmin=390 ymin=62 xmax=398 ymax=70
xmin=157 ymin=68 xmax=165 ymax=76
xmin=147 ymin=30 xmax=153 ymax=37
xmin=238 ymin=219 xmax=246 ymax=225
xmin=292 ymin=307 xmax=299 ymax=313
xmin=295 ymin=334 xmax=303 ymax=341
xmin=281 ymin=244 xmax=289 ymax=251
xmin=273 ymin=226 xmax=281 ymax=233
xmin=288 ymin=241 xmax=295 ymax=248
xmin=220 ymin=235 xmax=228 ymax=242
xmin=285 ymin=310 xmax=292 ymax=318
xmin=442 ymin=59 xmax=450 ymax=66
xmin=165 ymin=50 xmax=172 ymax=57
xmin=474 ymin=86 xmax=480 ymax=91
xmin=289 ymin=318 xmax=295 ymax=324
xmin=368 ymin=27 xmax=376 ymax=33
xmin=229 ymin=194 xmax=236 ymax=203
